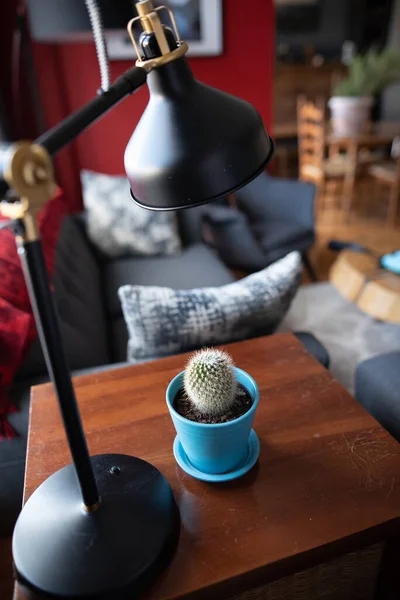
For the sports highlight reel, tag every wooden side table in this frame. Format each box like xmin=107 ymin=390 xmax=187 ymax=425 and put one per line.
xmin=330 ymin=250 xmax=400 ymax=323
xmin=14 ymin=334 xmax=400 ymax=600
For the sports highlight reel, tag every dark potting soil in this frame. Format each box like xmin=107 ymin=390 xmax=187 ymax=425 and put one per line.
xmin=174 ymin=383 xmax=253 ymax=424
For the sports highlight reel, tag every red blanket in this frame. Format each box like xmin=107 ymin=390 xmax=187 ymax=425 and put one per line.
xmin=0 ymin=189 xmax=67 ymax=439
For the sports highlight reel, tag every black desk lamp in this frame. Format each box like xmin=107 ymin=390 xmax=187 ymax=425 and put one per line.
xmin=0 ymin=1 xmax=273 ymax=598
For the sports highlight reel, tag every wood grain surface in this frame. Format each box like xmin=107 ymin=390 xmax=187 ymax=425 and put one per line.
xmin=274 ymin=120 xmax=400 ymax=145
xmin=14 ymin=334 xmax=400 ymax=600
xmin=327 ymin=121 xmax=400 ymax=146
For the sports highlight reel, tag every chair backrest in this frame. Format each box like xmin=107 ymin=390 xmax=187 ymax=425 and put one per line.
xmin=176 ymin=200 xmax=228 ymax=246
xmin=234 ymin=171 xmax=315 ymax=230
xmin=297 ymin=96 xmax=326 ymax=180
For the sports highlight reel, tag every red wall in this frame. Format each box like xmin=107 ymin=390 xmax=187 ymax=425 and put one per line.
xmin=5 ymin=0 xmax=274 ymax=210
xmin=0 ymin=1 xmax=38 ymax=141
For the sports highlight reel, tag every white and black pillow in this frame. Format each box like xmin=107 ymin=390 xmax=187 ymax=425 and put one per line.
xmin=118 ymin=251 xmax=301 ymax=362
xmin=81 ymin=170 xmax=182 ymax=258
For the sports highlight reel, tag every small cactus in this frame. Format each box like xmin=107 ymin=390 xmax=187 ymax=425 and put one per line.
xmin=183 ymin=348 xmax=237 ymax=416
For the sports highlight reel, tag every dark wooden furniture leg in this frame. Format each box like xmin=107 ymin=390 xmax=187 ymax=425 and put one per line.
xmin=302 ymin=252 xmax=318 ymax=282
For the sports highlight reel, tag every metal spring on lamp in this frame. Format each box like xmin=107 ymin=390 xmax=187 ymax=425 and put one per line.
xmin=84 ymin=0 xmax=111 ymax=92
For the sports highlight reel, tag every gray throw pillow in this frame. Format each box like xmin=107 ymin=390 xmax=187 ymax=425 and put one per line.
xmin=118 ymin=251 xmax=301 ymax=362
xmin=81 ymin=170 xmax=182 ymax=258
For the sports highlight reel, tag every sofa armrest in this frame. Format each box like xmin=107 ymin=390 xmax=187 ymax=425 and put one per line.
xmin=17 ymin=214 xmax=110 ymax=380
xmin=202 ymin=205 xmax=268 ymax=273
xmin=355 ymin=352 xmax=400 ymax=443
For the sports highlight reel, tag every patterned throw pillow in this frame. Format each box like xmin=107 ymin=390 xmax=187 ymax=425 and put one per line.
xmin=118 ymin=251 xmax=301 ymax=362
xmin=81 ymin=170 xmax=182 ymax=258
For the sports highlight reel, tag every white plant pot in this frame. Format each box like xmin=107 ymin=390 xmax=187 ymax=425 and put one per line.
xmin=328 ymin=96 xmax=374 ymax=137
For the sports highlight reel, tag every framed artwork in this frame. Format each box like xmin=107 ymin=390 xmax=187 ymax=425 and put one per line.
xmin=106 ymin=0 xmax=223 ymax=60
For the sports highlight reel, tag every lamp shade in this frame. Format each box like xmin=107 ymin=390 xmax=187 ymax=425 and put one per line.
xmin=125 ymin=58 xmax=274 ymax=211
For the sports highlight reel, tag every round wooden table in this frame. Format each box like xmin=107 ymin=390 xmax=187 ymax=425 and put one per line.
xmin=330 ymin=250 xmax=400 ymax=323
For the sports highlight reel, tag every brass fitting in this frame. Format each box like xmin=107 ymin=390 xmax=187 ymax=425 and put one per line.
xmin=127 ymin=2 xmax=188 ymax=72
xmin=136 ymin=1 xmax=157 ymax=33
xmin=0 ymin=142 xmax=55 ymax=241
xmin=83 ymin=499 xmax=102 ymax=514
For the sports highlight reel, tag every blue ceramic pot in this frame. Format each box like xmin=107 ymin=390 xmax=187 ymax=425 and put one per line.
xmin=166 ymin=367 xmax=259 ymax=474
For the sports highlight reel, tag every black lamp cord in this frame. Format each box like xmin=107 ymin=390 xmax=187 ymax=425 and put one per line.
xmin=328 ymin=239 xmax=399 ymax=278
xmin=328 ymin=239 xmax=381 ymax=259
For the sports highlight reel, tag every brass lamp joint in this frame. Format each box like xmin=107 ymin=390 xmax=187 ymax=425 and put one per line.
xmin=127 ymin=1 xmax=188 ymax=73
xmin=0 ymin=142 xmax=55 ymax=242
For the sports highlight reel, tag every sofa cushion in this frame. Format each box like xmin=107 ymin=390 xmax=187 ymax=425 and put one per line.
xmin=81 ymin=170 xmax=182 ymax=259
xmin=109 ymin=320 xmax=165 ymax=364
xmin=110 ymin=318 xmax=130 ymax=363
xmin=104 ymin=243 xmax=235 ymax=318
xmin=118 ymin=252 xmax=301 ymax=363
xmin=109 ymin=318 xmax=331 ymax=370
xmin=17 ymin=215 xmax=110 ymax=380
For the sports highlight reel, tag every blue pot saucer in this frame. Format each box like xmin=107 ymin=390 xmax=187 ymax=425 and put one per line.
xmin=173 ymin=429 xmax=260 ymax=482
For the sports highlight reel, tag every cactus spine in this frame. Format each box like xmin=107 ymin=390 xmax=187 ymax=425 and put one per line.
xmin=183 ymin=348 xmax=236 ymax=416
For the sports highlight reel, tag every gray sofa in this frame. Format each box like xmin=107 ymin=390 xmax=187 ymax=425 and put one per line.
xmin=355 ymin=352 xmax=400 ymax=443
xmin=0 ymin=207 xmax=328 ymax=537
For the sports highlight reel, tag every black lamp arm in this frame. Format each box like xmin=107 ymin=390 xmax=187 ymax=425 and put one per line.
xmin=36 ymin=65 xmax=147 ymax=156
xmin=0 ymin=65 xmax=147 ymax=511
xmin=0 ymin=65 xmax=146 ymax=198
xmin=18 ymin=235 xmax=100 ymax=508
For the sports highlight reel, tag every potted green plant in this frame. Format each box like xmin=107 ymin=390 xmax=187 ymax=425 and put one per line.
xmin=329 ymin=49 xmax=400 ymax=136
xmin=166 ymin=348 xmax=260 ymax=482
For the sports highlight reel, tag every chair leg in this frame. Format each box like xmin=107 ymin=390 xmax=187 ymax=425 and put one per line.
xmin=370 ymin=177 xmax=380 ymax=219
xmin=315 ymin=179 xmax=324 ymax=220
xmin=387 ymin=183 xmax=399 ymax=228
xmin=342 ymin=172 xmax=355 ymax=223
xmin=302 ymin=252 xmax=318 ymax=282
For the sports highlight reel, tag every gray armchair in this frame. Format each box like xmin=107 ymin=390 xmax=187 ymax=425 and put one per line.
xmin=355 ymin=352 xmax=400 ymax=443
xmin=202 ymin=172 xmax=317 ymax=279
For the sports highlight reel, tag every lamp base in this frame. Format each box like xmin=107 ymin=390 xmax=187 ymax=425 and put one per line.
xmin=13 ymin=454 xmax=180 ymax=599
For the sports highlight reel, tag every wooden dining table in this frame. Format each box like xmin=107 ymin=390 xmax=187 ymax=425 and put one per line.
xmin=328 ymin=121 xmax=400 ymax=147
xmin=274 ymin=120 xmax=400 ymax=145
xmin=327 ymin=122 xmax=400 ymax=219
xmin=274 ymin=121 xmax=400 ymax=219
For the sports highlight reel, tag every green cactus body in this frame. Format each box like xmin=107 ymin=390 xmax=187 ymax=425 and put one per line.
xmin=183 ymin=349 xmax=237 ymax=416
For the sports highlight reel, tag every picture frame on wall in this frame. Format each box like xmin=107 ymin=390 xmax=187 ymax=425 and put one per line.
xmin=106 ymin=0 xmax=223 ymax=60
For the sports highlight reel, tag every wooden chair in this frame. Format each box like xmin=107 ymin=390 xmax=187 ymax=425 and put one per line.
xmin=297 ymin=96 xmax=357 ymax=218
xmin=367 ymin=158 xmax=400 ymax=227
